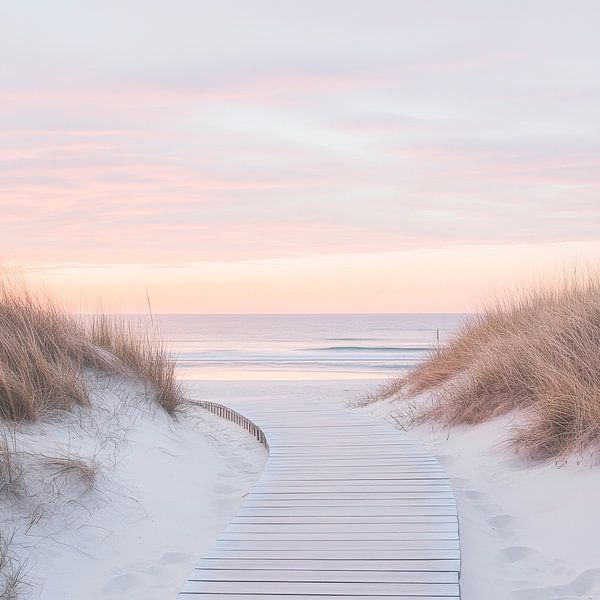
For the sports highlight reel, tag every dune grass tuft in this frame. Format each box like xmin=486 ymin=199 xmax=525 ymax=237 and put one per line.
xmin=0 ymin=273 xmax=185 ymax=422
xmin=43 ymin=454 xmax=100 ymax=492
xmin=376 ymin=272 xmax=600 ymax=460
xmin=0 ymin=431 xmax=24 ymax=497
xmin=0 ymin=530 xmax=26 ymax=600
xmin=85 ymin=314 xmax=183 ymax=415
xmin=350 ymin=377 xmax=404 ymax=407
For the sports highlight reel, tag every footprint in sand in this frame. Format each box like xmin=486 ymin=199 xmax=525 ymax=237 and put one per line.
xmin=514 ymin=567 xmax=600 ymax=599
xmin=558 ymin=568 xmax=600 ymax=595
xmin=462 ymin=489 xmax=487 ymax=501
xmin=234 ymin=460 xmax=254 ymax=470
xmin=142 ymin=564 xmax=166 ymax=576
xmin=212 ymin=482 xmax=238 ymax=494
xmin=102 ymin=573 xmax=142 ymax=596
xmin=458 ymin=487 xmax=501 ymax=515
xmin=449 ymin=476 xmax=471 ymax=488
xmin=488 ymin=513 xmax=517 ymax=530
xmin=500 ymin=545 xmax=540 ymax=563
xmin=217 ymin=470 xmax=236 ymax=478
xmin=435 ymin=454 xmax=454 ymax=466
xmin=211 ymin=496 xmax=236 ymax=510
xmin=159 ymin=551 xmax=191 ymax=565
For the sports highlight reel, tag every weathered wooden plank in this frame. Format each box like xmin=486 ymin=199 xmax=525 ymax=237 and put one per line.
xmin=180 ymin=580 xmax=460 ymax=596
xmin=236 ymin=506 xmax=458 ymax=517
xmin=264 ymin=459 xmax=441 ymax=466
xmin=231 ymin=515 xmax=458 ymax=525
xmin=190 ymin=569 xmax=458 ymax=583
xmin=205 ymin=549 xmax=460 ymax=560
xmin=264 ymin=437 xmax=422 ymax=444
xmin=180 ymin=595 xmax=458 ymax=599
xmin=224 ymin=523 xmax=458 ymax=534
xmin=259 ymin=471 xmax=448 ymax=479
xmin=262 ymin=465 xmax=446 ymax=472
xmin=267 ymin=447 xmax=431 ymax=453
xmin=257 ymin=475 xmax=450 ymax=483
xmin=219 ymin=531 xmax=459 ymax=541
xmin=213 ymin=540 xmax=460 ymax=551
xmin=245 ymin=492 xmax=456 ymax=499
xmin=253 ymin=482 xmax=453 ymax=490
xmin=194 ymin=558 xmax=461 ymax=572
xmin=251 ymin=483 xmax=453 ymax=492
xmin=241 ymin=498 xmax=456 ymax=508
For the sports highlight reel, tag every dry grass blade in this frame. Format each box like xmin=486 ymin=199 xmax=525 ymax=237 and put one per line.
xmin=85 ymin=314 xmax=185 ymax=415
xmin=43 ymin=454 xmax=100 ymax=492
xmin=0 ymin=530 xmax=27 ymax=600
xmin=350 ymin=377 xmax=405 ymax=407
xmin=375 ymin=271 xmax=600 ymax=461
xmin=0 ymin=429 xmax=24 ymax=497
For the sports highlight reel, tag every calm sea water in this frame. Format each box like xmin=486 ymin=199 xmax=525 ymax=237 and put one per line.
xmin=148 ymin=314 xmax=466 ymax=381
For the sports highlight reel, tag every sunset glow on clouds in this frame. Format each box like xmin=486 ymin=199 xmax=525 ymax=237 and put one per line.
xmin=2 ymin=1 xmax=600 ymax=312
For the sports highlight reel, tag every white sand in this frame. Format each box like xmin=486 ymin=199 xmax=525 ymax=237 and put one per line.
xmin=0 ymin=376 xmax=266 ymax=599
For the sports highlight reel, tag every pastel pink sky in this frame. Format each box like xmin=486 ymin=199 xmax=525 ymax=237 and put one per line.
xmin=2 ymin=2 xmax=600 ymax=312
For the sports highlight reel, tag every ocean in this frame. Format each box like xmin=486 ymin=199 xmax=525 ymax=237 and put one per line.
xmin=151 ymin=314 xmax=466 ymax=381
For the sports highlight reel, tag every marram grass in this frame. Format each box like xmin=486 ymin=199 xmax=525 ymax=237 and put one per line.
xmin=0 ymin=274 xmax=184 ymax=421
xmin=375 ymin=273 xmax=600 ymax=460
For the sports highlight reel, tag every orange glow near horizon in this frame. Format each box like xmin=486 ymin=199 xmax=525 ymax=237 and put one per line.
xmin=21 ymin=240 xmax=600 ymax=314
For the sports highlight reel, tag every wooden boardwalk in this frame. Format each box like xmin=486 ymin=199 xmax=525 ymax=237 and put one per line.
xmin=179 ymin=396 xmax=460 ymax=599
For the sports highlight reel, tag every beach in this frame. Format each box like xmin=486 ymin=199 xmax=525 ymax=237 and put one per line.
xmin=3 ymin=308 xmax=600 ymax=599
xmin=4 ymin=2 xmax=600 ymax=597
xmin=2 ymin=310 xmax=454 ymax=598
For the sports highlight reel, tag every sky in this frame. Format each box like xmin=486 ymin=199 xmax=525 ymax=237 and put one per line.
xmin=1 ymin=1 xmax=600 ymax=312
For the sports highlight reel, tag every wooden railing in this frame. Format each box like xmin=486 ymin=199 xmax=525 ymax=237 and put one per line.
xmin=199 ymin=400 xmax=268 ymax=449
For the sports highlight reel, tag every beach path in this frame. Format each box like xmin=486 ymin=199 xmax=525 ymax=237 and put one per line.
xmin=178 ymin=396 xmax=460 ymax=599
